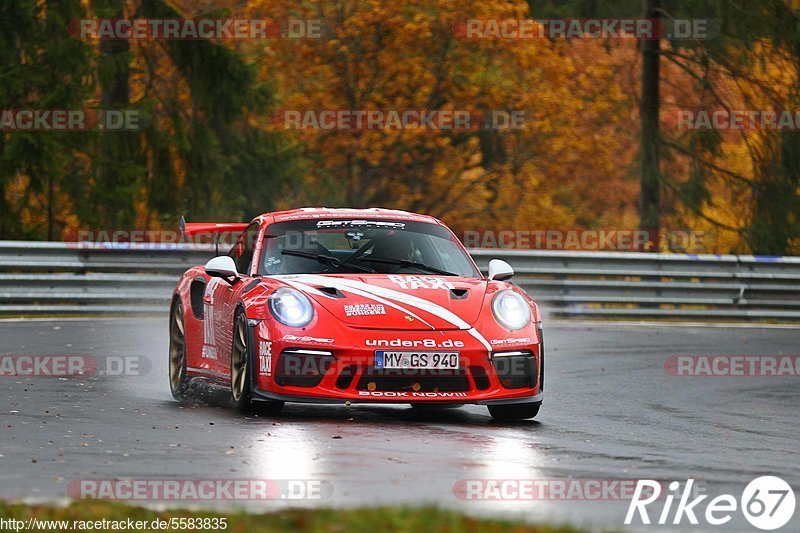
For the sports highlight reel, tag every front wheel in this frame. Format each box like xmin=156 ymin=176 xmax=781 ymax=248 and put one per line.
xmin=229 ymin=312 xmax=284 ymax=415
xmin=169 ymin=301 xmax=191 ymax=400
xmin=488 ymin=403 xmax=540 ymax=421
xmin=230 ymin=312 xmax=254 ymax=411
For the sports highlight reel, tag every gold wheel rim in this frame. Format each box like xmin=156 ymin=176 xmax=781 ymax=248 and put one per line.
xmin=169 ymin=304 xmax=186 ymax=393
xmin=231 ymin=317 xmax=248 ymax=402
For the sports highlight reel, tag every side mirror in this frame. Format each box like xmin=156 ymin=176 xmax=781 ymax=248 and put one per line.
xmin=205 ymin=256 xmax=239 ymax=280
xmin=488 ymin=259 xmax=514 ymax=281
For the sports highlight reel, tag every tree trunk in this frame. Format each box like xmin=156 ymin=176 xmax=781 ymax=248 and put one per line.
xmin=639 ymin=0 xmax=661 ymax=250
xmin=47 ymin=174 xmax=55 ymax=241
xmin=93 ymin=0 xmax=135 ymax=228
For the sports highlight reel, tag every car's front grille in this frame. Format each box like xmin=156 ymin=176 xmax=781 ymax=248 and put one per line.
xmin=334 ymin=364 xmax=358 ymax=389
xmin=355 ymin=367 xmax=471 ymax=393
xmin=274 ymin=349 xmax=335 ymax=388
xmin=469 ymin=365 xmax=491 ymax=390
xmin=272 ymin=350 xmax=538 ymax=393
xmin=491 ymin=350 xmax=538 ymax=389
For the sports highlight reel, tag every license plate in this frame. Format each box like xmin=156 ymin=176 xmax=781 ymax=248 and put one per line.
xmin=374 ymin=351 xmax=460 ymax=370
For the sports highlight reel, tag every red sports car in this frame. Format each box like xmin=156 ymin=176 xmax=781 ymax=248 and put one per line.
xmin=169 ymin=208 xmax=544 ymax=420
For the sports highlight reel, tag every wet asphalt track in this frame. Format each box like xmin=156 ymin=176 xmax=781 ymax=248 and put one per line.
xmin=1 ymin=318 xmax=798 ymax=532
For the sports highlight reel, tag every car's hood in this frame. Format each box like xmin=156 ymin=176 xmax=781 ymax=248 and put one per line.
xmin=272 ymin=273 xmax=487 ymax=331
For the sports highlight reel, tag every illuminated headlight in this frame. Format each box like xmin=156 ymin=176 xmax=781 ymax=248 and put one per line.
xmin=491 ymin=290 xmax=531 ymax=330
xmin=268 ymin=288 xmax=314 ymax=328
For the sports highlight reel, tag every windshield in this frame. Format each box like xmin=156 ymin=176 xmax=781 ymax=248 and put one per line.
xmin=258 ymin=219 xmax=480 ymax=277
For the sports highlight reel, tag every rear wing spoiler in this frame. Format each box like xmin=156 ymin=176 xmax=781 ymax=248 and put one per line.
xmin=179 ymin=217 xmax=249 ymax=255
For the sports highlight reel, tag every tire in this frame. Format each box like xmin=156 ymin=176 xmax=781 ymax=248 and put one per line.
xmin=230 ymin=311 xmax=284 ymax=415
xmin=488 ymin=402 xmax=540 ymax=421
xmin=252 ymin=400 xmax=285 ymax=416
xmin=230 ymin=311 xmax=254 ymax=411
xmin=168 ymin=301 xmax=191 ymax=400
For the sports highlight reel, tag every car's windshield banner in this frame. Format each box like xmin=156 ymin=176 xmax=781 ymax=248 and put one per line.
xmin=315 ymin=220 xmax=406 ymax=229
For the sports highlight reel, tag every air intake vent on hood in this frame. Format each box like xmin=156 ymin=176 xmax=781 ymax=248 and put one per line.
xmin=449 ymin=288 xmax=469 ymax=299
xmin=318 ymin=286 xmax=346 ymax=298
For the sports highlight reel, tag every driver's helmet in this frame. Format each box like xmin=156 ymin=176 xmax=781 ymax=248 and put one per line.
xmin=371 ymin=231 xmax=418 ymax=261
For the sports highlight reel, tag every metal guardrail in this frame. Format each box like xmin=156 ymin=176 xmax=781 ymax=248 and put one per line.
xmin=471 ymin=250 xmax=800 ymax=320
xmin=0 ymin=241 xmax=799 ymax=321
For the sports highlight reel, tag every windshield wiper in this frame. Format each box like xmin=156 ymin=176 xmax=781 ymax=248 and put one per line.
xmin=280 ymin=250 xmax=376 ymax=274
xmin=359 ymin=256 xmax=458 ymax=276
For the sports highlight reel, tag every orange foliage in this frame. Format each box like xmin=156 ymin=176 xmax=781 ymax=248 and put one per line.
xmin=247 ymin=0 xmax=638 ymax=234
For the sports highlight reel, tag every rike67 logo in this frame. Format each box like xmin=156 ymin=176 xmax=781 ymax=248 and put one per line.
xmin=626 ymin=477 xmax=795 ymax=530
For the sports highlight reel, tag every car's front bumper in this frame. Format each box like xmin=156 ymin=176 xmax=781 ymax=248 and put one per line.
xmin=251 ymin=388 xmax=542 ymax=405
xmin=250 ymin=323 xmax=543 ymax=405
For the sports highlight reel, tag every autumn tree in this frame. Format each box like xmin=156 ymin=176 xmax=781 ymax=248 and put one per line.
xmin=1 ymin=0 xmax=299 ymax=239
xmin=254 ymin=0 xmax=635 ymax=232
xmin=0 ymin=0 xmax=93 ymax=239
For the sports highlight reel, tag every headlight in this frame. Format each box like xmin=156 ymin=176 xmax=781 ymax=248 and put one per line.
xmin=268 ymin=288 xmax=314 ymax=328
xmin=491 ymin=290 xmax=531 ymax=330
